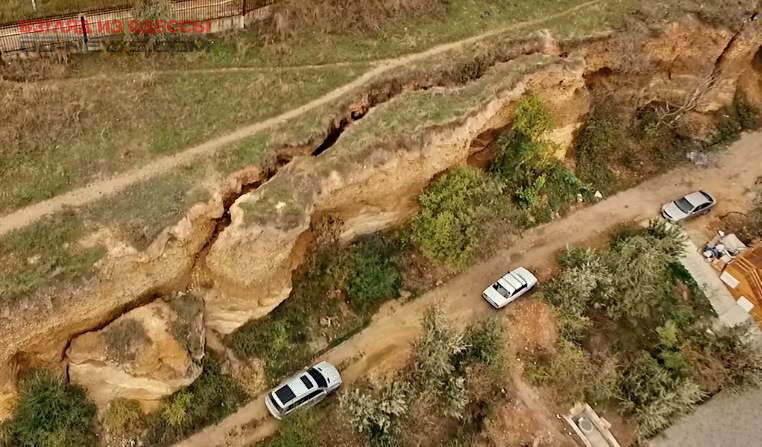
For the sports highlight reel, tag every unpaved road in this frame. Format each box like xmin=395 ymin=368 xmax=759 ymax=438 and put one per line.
xmin=176 ymin=133 xmax=762 ymax=447
xmin=0 ymin=0 xmax=601 ymax=237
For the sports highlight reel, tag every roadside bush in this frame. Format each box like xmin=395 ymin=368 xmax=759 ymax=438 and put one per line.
xmin=544 ymin=247 xmax=612 ymax=316
xmin=710 ymin=90 xmax=760 ymax=148
xmin=143 ymin=357 xmax=248 ymax=446
xmin=230 ymin=305 xmax=311 ymax=381
xmin=411 ymin=308 xmax=467 ymax=389
xmin=346 ymin=237 xmax=402 ymax=312
xmin=341 ymin=381 xmax=410 ymax=447
xmin=2 ymin=370 xmax=96 ymax=447
xmin=459 ymin=317 xmax=504 ymax=368
xmin=411 ymin=167 xmax=504 ymax=268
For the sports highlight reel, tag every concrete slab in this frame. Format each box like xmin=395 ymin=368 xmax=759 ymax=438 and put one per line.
xmin=679 ymin=240 xmax=752 ymax=328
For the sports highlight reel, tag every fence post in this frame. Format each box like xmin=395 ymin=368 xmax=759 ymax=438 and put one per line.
xmin=241 ymin=0 xmax=247 ymax=29
xmin=80 ymin=16 xmax=88 ymax=44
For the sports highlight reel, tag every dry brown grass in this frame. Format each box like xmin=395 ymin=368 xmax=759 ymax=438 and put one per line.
xmin=269 ymin=0 xmax=448 ymax=39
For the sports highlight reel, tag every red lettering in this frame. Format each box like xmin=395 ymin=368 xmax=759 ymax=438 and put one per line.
xmin=111 ymin=20 xmax=123 ymax=34
xmin=205 ymin=20 xmax=211 ymax=33
xmin=155 ymin=20 xmax=166 ymax=34
xmin=33 ymin=20 xmax=45 ymax=33
xmin=181 ymin=21 xmax=192 ymax=33
xmin=142 ymin=20 xmax=155 ymax=35
xmin=19 ymin=20 xmax=32 ymax=33
xmin=193 ymin=21 xmax=205 ymax=34
xmin=167 ymin=20 xmax=178 ymax=33
xmin=53 ymin=20 xmax=66 ymax=33
xmin=129 ymin=20 xmax=141 ymax=34
xmin=97 ymin=20 xmax=111 ymax=34
xmin=82 ymin=19 xmax=92 ymax=35
xmin=66 ymin=20 xmax=79 ymax=34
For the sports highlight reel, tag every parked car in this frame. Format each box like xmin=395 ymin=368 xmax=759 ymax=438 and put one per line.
xmin=661 ymin=191 xmax=716 ymax=222
xmin=265 ymin=361 xmax=342 ymax=419
xmin=482 ymin=267 xmax=538 ymax=309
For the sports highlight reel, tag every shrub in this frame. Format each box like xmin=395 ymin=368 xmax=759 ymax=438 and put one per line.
xmin=102 ymin=398 xmax=146 ymax=444
xmin=544 ymin=248 xmax=612 ymax=316
xmin=230 ymin=306 xmax=311 ymax=381
xmin=346 ymin=238 xmax=402 ymax=313
xmin=144 ymin=357 xmax=248 ymax=446
xmin=573 ymin=102 xmax=623 ymax=194
xmin=492 ymin=97 xmax=588 ymax=218
xmin=710 ymin=89 xmax=761 ymax=147
xmin=2 ymin=370 xmax=96 ymax=447
xmin=634 ymin=380 xmax=706 ymax=438
xmin=512 ymin=95 xmax=553 ymax=140
xmin=411 ymin=167 xmax=504 ymax=268
xmin=458 ymin=317 xmax=504 ymax=368
xmin=341 ymin=381 xmax=410 ymax=447
xmin=696 ymin=325 xmax=762 ymax=390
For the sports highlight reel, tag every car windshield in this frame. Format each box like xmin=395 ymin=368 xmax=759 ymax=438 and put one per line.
xmin=307 ymin=368 xmax=328 ymax=388
xmin=675 ymin=198 xmax=694 ymax=213
xmin=491 ymin=282 xmax=513 ymax=298
xmin=274 ymin=385 xmax=296 ymax=404
xmin=300 ymin=375 xmax=314 ymax=390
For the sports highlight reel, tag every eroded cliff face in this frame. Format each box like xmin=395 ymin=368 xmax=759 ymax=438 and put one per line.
xmin=2 ymin=11 xmax=762 ymax=417
xmin=67 ymin=294 xmax=205 ymax=410
xmin=202 ymin=15 xmax=762 ymax=336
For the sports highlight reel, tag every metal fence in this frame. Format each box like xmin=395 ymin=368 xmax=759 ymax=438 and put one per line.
xmin=0 ymin=0 xmax=276 ymax=54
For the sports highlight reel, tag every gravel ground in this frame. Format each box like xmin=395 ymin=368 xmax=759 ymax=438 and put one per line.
xmin=651 ymin=387 xmax=762 ymax=447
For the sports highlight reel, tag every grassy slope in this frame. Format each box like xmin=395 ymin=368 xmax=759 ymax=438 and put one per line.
xmin=0 ymin=65 xmax=369 ymax=214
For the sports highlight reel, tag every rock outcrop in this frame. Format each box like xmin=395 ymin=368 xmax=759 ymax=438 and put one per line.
xmin=66 ymin=294 xmax=205 ymax=409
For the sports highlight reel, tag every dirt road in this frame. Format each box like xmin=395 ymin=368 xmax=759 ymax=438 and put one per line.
xmin=0 ymin=0 xmax=601 ymax=237
xmin=175 ymin=132 xmax=762 ymax=447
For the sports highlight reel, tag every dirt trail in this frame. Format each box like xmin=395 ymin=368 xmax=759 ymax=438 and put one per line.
xmin=0 ymin=0 xmax=601 ymax=237
xmin=176 ymin=133 xmax=762 ymax=447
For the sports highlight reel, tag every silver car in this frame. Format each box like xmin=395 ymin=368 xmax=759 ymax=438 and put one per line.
xmin=661 ymin=191 xmax=716 ymax=222
xmin=265 ymin=361 xmax=342 ymax=419
xmin=482 ymin=267 xmax=538 ymax=309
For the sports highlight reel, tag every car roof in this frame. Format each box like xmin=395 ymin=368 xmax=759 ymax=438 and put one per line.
xmin=274 ymin=372 xmax=315 ymax=405
xmin=685 ymin=191 xmax=712 ymax=207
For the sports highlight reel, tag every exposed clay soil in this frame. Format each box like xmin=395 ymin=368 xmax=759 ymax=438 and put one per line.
xmin=176 ymin=131 xmax=762 ymax=447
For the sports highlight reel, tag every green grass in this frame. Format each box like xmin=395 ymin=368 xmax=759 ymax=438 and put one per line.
xmin=0 ymin=165 xmax=210 ymax=304
xmin=0 ymin=65 xmax=368 ymax=214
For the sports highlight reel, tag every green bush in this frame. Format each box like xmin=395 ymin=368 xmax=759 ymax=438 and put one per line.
xmin=144 ymin=357 xmax=248 ymax=446
xmin=229 ymin=306 xmax=311 ymax=382
xmin=512 ymin=95 xmax=553 ymax=140
xmin=573 ymin=102 xmax=623 ymax=194
xmin=459 ymin=317 xmax=504 ymax=368
xmin=2 ymin=370 xmax=96 ymax=447
xmin=340 ymin=381 xmax=410 ymax=447
xmin=346 ymin=238 xmax=402 ymax=313
xmin=492 ymin=97 xmax=588 ymax=218
xmin=711 ymin=89 xmax=760 ymax=148
xmin=411 ymin=167 xmax=504 ymax=267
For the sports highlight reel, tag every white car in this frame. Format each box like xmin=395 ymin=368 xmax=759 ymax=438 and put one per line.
xmin=661 ymin=191 xmax=716 ymax=222
xmin=482 ymin=267 xmax=538 ymax=309
xmin=265 ymin=361 xmax=342 ymax=419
